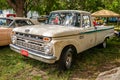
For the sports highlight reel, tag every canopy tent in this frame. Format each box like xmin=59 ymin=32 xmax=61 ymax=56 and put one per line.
xmin=91 ymin=9 xmax=120 ymax=17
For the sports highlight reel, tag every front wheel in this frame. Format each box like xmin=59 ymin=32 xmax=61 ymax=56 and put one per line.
xmin=58 ymin=47 xmax=74 ymax=71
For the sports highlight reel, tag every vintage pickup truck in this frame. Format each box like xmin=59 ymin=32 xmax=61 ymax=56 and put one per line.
xmin=10 ymin=10 xmax=114 ymax=70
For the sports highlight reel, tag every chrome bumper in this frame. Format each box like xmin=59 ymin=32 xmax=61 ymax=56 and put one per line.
xmin=10 ymin=44 xmax=56 ymax=64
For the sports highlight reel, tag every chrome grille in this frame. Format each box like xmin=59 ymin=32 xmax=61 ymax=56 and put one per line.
xmin=15 ymin=32 xmax=45 ymax=53
xmin=15 ymin=32 xmax=43 ymax=42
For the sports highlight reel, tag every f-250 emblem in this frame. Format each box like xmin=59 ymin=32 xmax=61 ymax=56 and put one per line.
xmin=25 ymin=29 xmax=30 ymax=33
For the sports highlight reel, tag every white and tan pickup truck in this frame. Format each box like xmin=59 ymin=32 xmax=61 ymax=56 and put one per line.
xmin=10 ymin=10 xmax=114 ymax=70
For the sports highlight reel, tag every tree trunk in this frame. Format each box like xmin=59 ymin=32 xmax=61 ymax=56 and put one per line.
xmin=15 ymin=7 xmax=24 ymax=17
xmin=7 ymin=0 xmax=25 ymax=17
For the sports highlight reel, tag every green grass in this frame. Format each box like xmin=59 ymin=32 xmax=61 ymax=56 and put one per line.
xmin=0 ymin=37 xmax=120 ymax=80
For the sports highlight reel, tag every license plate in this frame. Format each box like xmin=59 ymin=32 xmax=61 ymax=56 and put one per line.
xmin=21 ymin=49 xmax=28 ymax=56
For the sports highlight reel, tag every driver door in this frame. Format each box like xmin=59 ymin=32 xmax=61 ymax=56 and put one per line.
xmin=81 ymin=14 xmax=96 ymax=49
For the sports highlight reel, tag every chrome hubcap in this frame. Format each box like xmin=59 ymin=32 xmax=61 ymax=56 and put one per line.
xmin=103 ymin=41 xmax=106 ymax=48
xmin=66 ymin=51 xmax=72 ymax=69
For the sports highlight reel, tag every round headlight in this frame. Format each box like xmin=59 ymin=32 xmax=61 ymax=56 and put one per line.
xmin=44 ymin=43 xmax=53 ymax=55
xmin=12 ymin=36 xmax=17 ymax=44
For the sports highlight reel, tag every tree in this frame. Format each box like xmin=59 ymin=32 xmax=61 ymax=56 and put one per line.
xmin=0 ymin=0 xmax=9 ymax=9
xmin=7 ymin=0 xmax=42 ymax=17
xmin=24 ymin=0 xmax=41 ymax=17
xmin=43 ymin=0 xmax=64 ymax=15
xmin=6 ymin=0 xmax=120 ymax=17
xmin=103 ymin=0 xmax=120 ymax=13
xmin=7 ymin=0 xmax=25 ymax=17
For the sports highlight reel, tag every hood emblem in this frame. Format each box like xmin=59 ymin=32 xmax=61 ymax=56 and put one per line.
xmin=25 ymin=29 xmax=30 ymax=33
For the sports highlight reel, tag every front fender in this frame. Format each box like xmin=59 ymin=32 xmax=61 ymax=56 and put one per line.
xmin=52 ymin=40 xmax=78 ymax=61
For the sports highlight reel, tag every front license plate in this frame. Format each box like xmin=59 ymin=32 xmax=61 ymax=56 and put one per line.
xmin=21 ymin=49 xmax=28 ymax=57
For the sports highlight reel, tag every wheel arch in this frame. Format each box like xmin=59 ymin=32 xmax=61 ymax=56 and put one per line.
xmin=102 ymin=36 xmax=109 ymax=43
xmin=104 ymin=34 xmax=113 ymax=40
xmin=53 ymin=40 xmax=78 ymax=61
xmin=60 ymin=44 xmax=77 ymax=59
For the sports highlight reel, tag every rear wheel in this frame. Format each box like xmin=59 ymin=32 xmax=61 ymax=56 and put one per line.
xmin=103 ymin=40 xmax=107 ymax=48
xmin=58 ymin=47 xmax=75 ymax=71
xmin=100 ymin=38 xmax=107 ymax=48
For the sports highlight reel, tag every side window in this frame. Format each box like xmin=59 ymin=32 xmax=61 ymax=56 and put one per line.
xmin=82 ymin=15 xmax=91 ymax=28
xmin=48 ymin=13 xmax=61 ymax=25
xmin=15 ymin=20 xmax=31 ymax=26
xmin=6 ymin=19 xmax=13 ymax=26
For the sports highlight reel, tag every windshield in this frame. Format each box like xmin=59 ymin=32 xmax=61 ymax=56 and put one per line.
xmin=0 ymin=18 xmax=13 ymax=27
xmin=15 ymin=20 xmax=34 ymax=26
xmin=47 ymin=12 xmax=80 ymax=27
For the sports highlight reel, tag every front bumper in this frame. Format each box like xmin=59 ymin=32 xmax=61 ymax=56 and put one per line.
xmin=10 ymin=44 xmax=56 ymax=64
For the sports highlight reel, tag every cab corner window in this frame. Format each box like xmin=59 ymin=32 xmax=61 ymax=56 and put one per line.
xmin=82 ymin=15 xmax=91 ymax=28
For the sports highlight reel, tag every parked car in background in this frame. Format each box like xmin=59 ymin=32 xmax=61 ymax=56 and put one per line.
xmin=0 ymin=17 xmax=34 ymax=46
xmin=6 ymin=14 xmax=16 ymax=17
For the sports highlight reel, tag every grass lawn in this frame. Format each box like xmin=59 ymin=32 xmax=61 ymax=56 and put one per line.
xmin=0 ymin=37 xmax=120 ymax=80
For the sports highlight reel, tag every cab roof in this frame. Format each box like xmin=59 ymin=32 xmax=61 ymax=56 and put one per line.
xmin=51 ymin=10 xmax=91 ymax=14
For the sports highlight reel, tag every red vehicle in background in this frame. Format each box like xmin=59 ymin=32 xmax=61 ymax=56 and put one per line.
xmin=6 ymin=14 xmax=16 ymax=17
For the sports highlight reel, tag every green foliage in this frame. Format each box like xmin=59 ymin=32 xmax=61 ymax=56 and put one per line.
xmin=11 ymin=0 xmax=16 ymax=4
xmin=30 ymin=0 xmax=120 ymax=15
xmin=1 ymin=0 xmax=120 ymax=20
xmin=0 ymin=0 xmax=9 ymax=9
xmin=102 ymin=0 xmax=120 ymax=13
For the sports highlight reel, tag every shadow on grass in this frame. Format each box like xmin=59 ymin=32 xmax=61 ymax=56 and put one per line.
xmin=0 ymin=45 xmax=9 ymax=49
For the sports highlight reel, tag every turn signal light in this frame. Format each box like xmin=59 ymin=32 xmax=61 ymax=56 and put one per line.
xmin=43 ymin=37 xmax=51 ymax=42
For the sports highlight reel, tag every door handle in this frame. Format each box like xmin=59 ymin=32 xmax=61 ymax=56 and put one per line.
xmin=79 ymin=35 xmax=84 ymax=39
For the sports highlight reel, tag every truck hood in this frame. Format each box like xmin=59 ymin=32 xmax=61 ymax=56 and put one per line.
xmin=13 ymin=24 xmax=81 ymax=37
